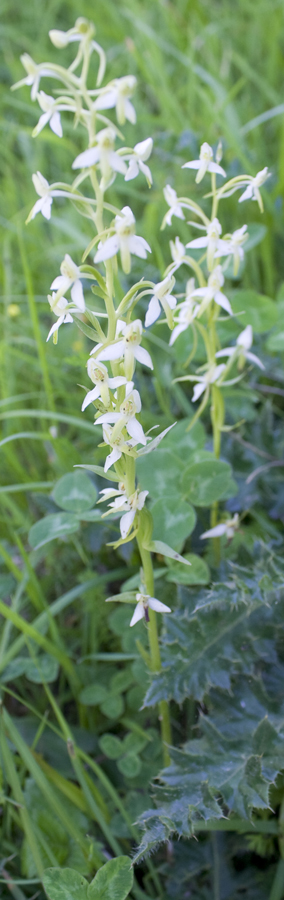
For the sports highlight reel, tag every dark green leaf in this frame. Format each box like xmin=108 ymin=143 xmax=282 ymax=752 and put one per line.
xmin=43 ymin=868 xmax=89 ymax=900
xmin=88 ymin=856 xmax=133 ymax=900
xmin=29 ymin=513 xmax=80 ymax=549
xmin=53 ymin=472 xmax=97 ymax=513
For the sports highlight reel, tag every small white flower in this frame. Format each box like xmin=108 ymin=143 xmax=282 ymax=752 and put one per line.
xmin=49 ymin=18 xmax=106 ymax=85
xmin=72 ymin=127 xmax=127 ymax=182
xmin=215 ymin=324 xmax=265 ymax=370
xmin=95 ymin=383 xmax=147 ymax=446
xmin=217 ymin=224 xmax=248 ymax=276
xmin=82 ymin=360 xmax=127 ymax=411
xmin=50 ymin=254 xmax=85 ymax=311
xmin=130 ymin=592 xmax=171 ymax=627
xmin=192 ymin=266 xmax=233 ymax=316
xmin=182 ymin=142 xmax=226 ymax=184
xmin=93 ymin=319 xmax=153 ymax=381
xmin=102 ymin=425 xmax=138 ymax=472
xmin=145 ymin=275 xmax=177 ymax=328
xmin=239 ymin=167 xmax=270 ymax=212
xmin=201 ymin=513 xmax=239 ymax=541
xmin=190 ymin=363 xmax=226 ymax=402
xmin=169 ymin=279 xmax=199 ymax=345
xmin=124 ymin=138 xmax=153 ymax=186
xmin=94 ymin=206 xmax=151 ymax=274
xmin=26 ymin=171 xmax=78 ymax=223
xmin=169 ymin=237 xmax=187 ymax=272
xmin=33 ymin=91 xmax=64 ymax=138
xmin=12 ymin=54 xmax=54 ymax=101
xmin=94 ymin=75 xmax=137 ymax=125
xmin=46 ymin=293 xmax=73 ymax=343
xmin=163 ymin=185 xmax=186 ymax=226
xmin=186 ymin=218 xmax=222 ymax=272
xmin=99 ymin=486 xmax=148 ymax=539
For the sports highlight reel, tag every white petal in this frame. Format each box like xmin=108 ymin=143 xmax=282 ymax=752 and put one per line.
xmin=104 ymin=447 xmax=121 ymax=471
xmin=71 ymin=279 xmax=85 ymax=311
xmin=214 ymin=291 xmax=232 ymax=315
xmin=124 ymin=99 xmax=136 ymax=124
xmin=239 ymin=185 xmax=253 ymax=203
xmin=124 ymin=160 xmax=139 ymax=182
xmin=110 ymin=152 xmax=127 ymax=174
xmin=51 ymin=275 xmax=69 ymax=291
xmin=186 ymin=236 xmax=208 ymax=249
xmin=94 ymin=90 xmax=117 ymax=110
xmin=207 ymin=162 xmax=226 ymax=177
xmin=128 ymin=235 xmax=151 ymax=259
xmin=41 ymin=196 xmax=52 ymax=220
xmin=120 ymin=508 xmax=135 ymax=539
xmin=95 ymin=413 xmax=121 ymax=425
xmin=73 ymin=147 xmax=100 ymax=169
xmin=137 ymin=490 xmax=149 ymax=509
xmin=46 ymin=315 xmax=65 ymax=342
xmin=95 ymin=235 xmax=120 ymax=262
xmin=237 ymin=324 xmax=252 ymax=350
xmin=182 ymin=160 xmax=200 ymax=170
xmin=211 ymin=364 xmax=226 ymax=382
xmin=134 ymin=345 xmax=153 ymax=369
xmin=169 ymin=323 xmax=186 ymax=345
xmin=108 ymin=376 xmax=127 ymax=388
xmin=50 ymin=111 xmax=63 ymax=137
xmin=201 ymin=523 xmax=227 ymax=539
xmin=134 ymin=137 xmax=153 ymax=159
xmin=148 ymin=598 xmax=171 ymax=613
xmin=215 ymin=347 xmax=234 ymax=358
xmin=192 ymin=382 xmax=206 ymax=402
xmin=81 ymin=386 xmax=100 ymax=411
xmin=97 ymin=340 xmax=125 ymax=361
xmin=127 ymin=417 xmax=146 ymax=445
xmin=145 ymin=295 xmax=161 ymax=328
xmin=246 ymin=351 xmax=265 ymax=370
xmin=130 ymin=601 xmax=145 ymax=627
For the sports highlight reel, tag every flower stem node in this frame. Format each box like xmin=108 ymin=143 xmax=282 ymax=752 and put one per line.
xmin=130 ymin=593 xmax=171 ymax=627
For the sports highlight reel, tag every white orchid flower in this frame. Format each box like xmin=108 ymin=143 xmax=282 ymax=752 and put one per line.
xmin=50 ymin=254 xmax=85 ymax=311
xmin=94 ymin=206 xmax=151 ymax=274
xmin=168 ymin=237 xmax=187 ymax=272
xmin=192 ymin=266 xmax=232 ymax=316
xmin=215 ymin=324 xmax=265 ymax=370
xmin=99 ymin=486 xmax=149 ymax=539
xmin=82 ymin=360 xmax=127 ymax=411
xmin=145 ymin=274 xmax=177 ymax=328
xmin=124 ymin=138 xmax=153 ymax=186
xmin=46 ymin=293 xmax=74 ymax=343
xmin=49 ymin=18 xmax=106 ymax=84
xmin=169 ymin=279 xmax=199 ymax=345
xmin=182 ymin=142 xmax=226 ymax=184
xmin=32 ymin=91 xmax=66 ymax=138
xmin=72 ymin=127 xmax=127 ymax=182
xmin=26 ymin=171 xmax=82 ymax=223
xmin=102 ymin=425 xmax=138 ymax=472
xmin=12 ymin=54 xmax=54 ymax=101
xmin=93 ymin=319 xmax=153 ymax=381
xmin=186 ymin=217 xmax=222 ymax=271
xmin=190 ymin=363 xmax=226 ymax=402
xmin=95 ymin=383 xmax=146 ymax=445
xmin=94 ymin=75 xmax=137 ymax=125
xmin=201 ymin=513 xmax=239 ymax=541
xmin=130 ymin=592 xmax=171 ymax=627
xmin=238 ymin=167 xmax=270 ymax=212
xmin=163 ymin=185 xmax=186 ymax=225
xmin=217 ymin=225 xmax=248 ymax=276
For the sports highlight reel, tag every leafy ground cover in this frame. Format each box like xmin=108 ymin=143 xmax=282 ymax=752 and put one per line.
xmin=1 ymin=1 xmax=284 ymax=899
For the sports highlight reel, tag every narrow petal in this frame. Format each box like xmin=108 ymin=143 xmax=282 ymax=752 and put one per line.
xmin=148 ymin=598 xmax=171 ymax=613
xmin=239 ymin=185 xmax=253 ymax=203
xmin=137 ymin=490 xmax=149 ymax=509
xmin=124 ymin=160 xmax=139 ymax=182
xmin=46 ymin=315 xmax=65 ymax=342
xmin=41 ymin=196 xmax=52 ymax=220
xmin=192 ymin=382 xmax=206 ymax=402
xmin=127 ymin=417 xmax=146 ymax=445
xmin=51 ymin=274 xmax=69 ymax=291
xmin=134 ymin=345 xmax=153 ymax=369
xmin=95 ymin=413 xmax=121 ymax=425
xmin=81 ymin=386 xmax=100 ymax=411
xmin=201 ymin=523 xmax=227 ymax=538
xmin=214 ymin=291 xmax=233 ymax=315
xmin=95 ymin=235 xmax=120 ymax=262
xmin=50 ymin=111 xmax=63 ymax=138
xmin=71 ymin=279 xmax=85 ymax=311
xmin=145 ymin=295 xmax=161 ymax=328
xmin=208 ymin=162 xmax=226 ymax=177
xmin=186 ymin=237 xmax=208 ymax=249
xmin=124 ymin=99 xmax=136 ymax=124
xmin=73 ymin=146 xmax=100 ymax=169
xmin=182 ymin=160 xmax=200 ymax=170
xmin=108 ymin=376 xmax=127 ymax=388
xmin=128 ymin=235 xmax=151 ymax=259
xmin=104 ymin=447 xmax=121 ymax=472
xmin=94 ymin=90 xmax=117 ymax=110
xmin=110 ymin=152 xmax=127 ymax=174
xmin=215 ymin=347 xmax=234 ymax=358
xmin=120 ymin=508 xmax=135 ymax=539
xmin=169 ymin=323 xmax=186 ymax=345
xmin=130 ymin=601 xmax=145 ymax=627
xmin=246 ymin=351 xmax=265 ymax=369
xmin=97 ymin=340 xmax=125 ymax=361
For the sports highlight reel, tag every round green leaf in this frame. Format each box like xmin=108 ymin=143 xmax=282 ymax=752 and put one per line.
xmin=88 ymin=856 xmax=133 ymax=900
xmin=166 ymin=553 xmax=210 ymax=585
xmin=53 ymin=472 xmax=97 ymax=513
xmin=161 ymin=416 xmax=206 ymax=458
xmin=151 ymin=498 xmax=196 ymax=551
xmin=136 ymin=449 xmax=183 ymax=499
xmin=230 ymin=290 xmax=277 ymax=333
xmin=117 ymin=753 xmax=141 ymax=778
xmin=43 ymin=867 xmax=89 ymax=900
xmin=79 ymin=684 xmax=108 ymax=706
xmin=29 ymin=513 xmax=79 ymax=549
xmin=24 ymin=654 xmax=59 ymax=684
xmin=100 ymin=694 xmax=124 ymax=719
xmin=182 ymin=460 xmax=232 ymax=506
xmin=99 ymin=734 xmax=123 ymax=759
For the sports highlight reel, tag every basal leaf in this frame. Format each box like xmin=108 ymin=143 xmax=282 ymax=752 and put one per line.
xmin=43 ymin=868 xmax=89 ymax=900
xmin=29 ymin=513 xmax=80 ymax=549
xmin=88 ymin=856 xmax=133 ymax=900
xmin=53 ymin=472 xmax=97 ymax=513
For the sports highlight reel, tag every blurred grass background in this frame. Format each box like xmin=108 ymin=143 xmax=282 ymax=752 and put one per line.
xmin=0 ymin=0 xmax=284 ymax=534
